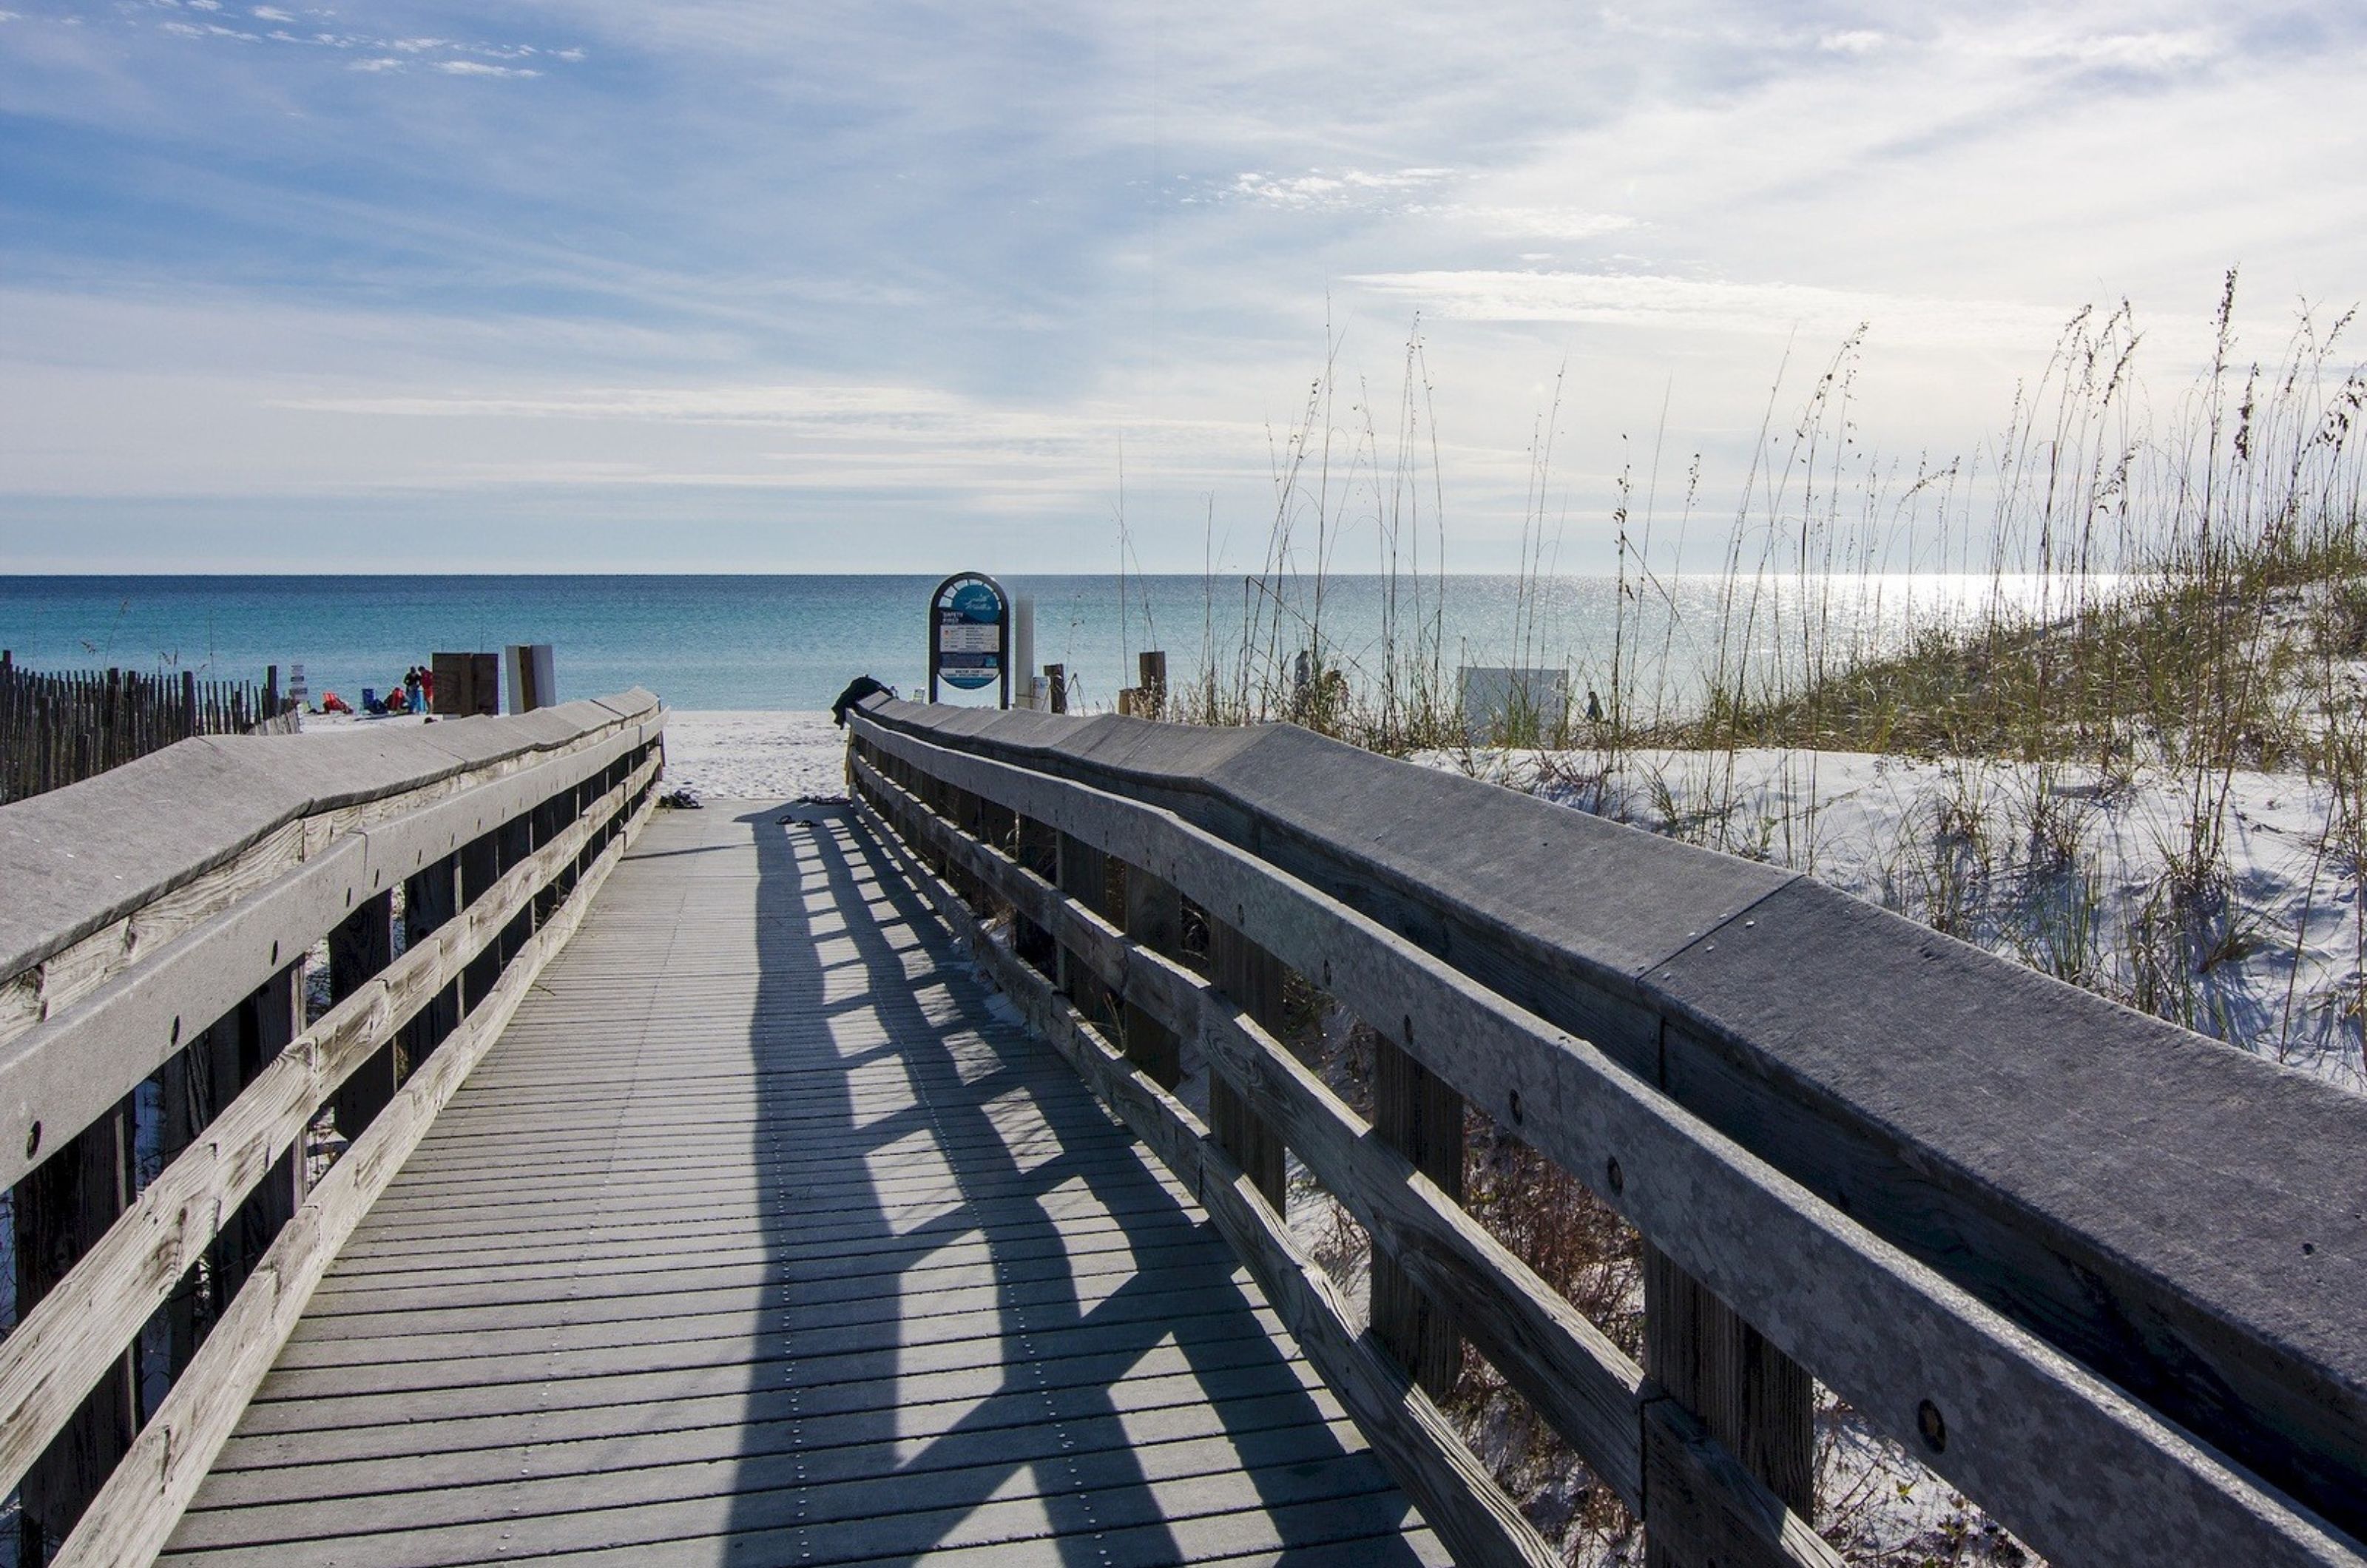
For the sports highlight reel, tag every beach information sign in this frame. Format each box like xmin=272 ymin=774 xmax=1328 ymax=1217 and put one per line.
xmin=928 ymin=571 xmax=1012 ymax=706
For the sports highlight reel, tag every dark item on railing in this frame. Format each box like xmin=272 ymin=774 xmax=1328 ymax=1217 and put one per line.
xmin=0 ymin=690 xmax=666 ymax=1564
xmin=846 ymin=695 xmax=2367 ymax=1568
xmin=0 ymin=653 xmax=301 ymax=805
xmin=830 ymin=675 xmax=894 ymax=727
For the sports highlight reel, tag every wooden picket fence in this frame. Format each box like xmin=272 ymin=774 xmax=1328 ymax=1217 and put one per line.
xmin=0 ymin=652 xmax=301 ymax=805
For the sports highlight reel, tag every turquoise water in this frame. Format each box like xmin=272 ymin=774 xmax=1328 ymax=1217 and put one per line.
xmin=0 ymin=573 xmax=2083 ymax=712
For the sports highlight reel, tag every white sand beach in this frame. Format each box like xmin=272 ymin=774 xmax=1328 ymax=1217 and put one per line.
xmin=661 ymin=709 xmax=851 ymax=800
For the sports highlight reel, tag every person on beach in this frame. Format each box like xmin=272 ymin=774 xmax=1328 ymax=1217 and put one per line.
xmin=1586 ymin=688 xmax=1604 ymax=725
xmin=404 ymin=667 xmax=422 ymax=714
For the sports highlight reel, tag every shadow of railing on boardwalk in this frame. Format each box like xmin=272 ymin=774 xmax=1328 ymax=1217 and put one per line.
xmin=728 ymin=801 xmax=1429 ymax=1562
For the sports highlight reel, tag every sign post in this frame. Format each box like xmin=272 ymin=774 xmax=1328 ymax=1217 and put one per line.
xmin=928 ymin=572 xmax=1012 ymax=707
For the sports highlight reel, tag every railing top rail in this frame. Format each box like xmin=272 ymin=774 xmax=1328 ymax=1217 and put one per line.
xmin=0 ymin=689 xmax=661 ymax=984
xmin=852 ymin=695 xmax=2367 ymax=1542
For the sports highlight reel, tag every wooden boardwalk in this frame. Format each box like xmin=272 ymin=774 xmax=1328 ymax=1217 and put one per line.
xmin=161 ymin=801 xmax=1445 ymax=1567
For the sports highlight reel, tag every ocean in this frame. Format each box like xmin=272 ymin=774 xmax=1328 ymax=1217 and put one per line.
xmin=0 ymin=573 xmax=2082 ymax=713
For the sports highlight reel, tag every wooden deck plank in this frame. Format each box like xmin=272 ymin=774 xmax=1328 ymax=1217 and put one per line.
xmin=165 ymin=802 xmax=1436 ymax=1566
xmin=291 ymin=1234 xmax=1244 ymax=1326
xmin=168 ymin=1441 xmax=1415 ymax=1566
xmin=219 ymin=1324 xmax=1324 ymax=1447
xmin=269 ymin=1257 xmax=1273 ymax=1365
xmin=313 ymin=1202 xmax=1219 ymax=1286
xmin=302 ymin=1223 xmax=1238 ymax=1311
xmin=205 ymin=1359 xmax=1331 ymax=1481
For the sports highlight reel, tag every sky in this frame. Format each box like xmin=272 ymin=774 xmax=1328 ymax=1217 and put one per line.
xmin=1 ymin=0 xmax=2363 ymax=573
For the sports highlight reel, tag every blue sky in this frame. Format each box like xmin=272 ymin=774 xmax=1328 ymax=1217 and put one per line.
xmin=1 ymin=1 xmax=2363 ymax=572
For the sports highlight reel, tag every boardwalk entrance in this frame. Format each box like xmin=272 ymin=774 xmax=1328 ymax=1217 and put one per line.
xmin=162 ymin=803 xmax=1443 ymax=1566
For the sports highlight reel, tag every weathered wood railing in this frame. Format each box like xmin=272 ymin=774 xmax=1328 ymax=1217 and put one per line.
xmin=0 ymin=692 xmax=665 ymax=1564
xmin=847 ymin=697 xmax=2367 ymax=1568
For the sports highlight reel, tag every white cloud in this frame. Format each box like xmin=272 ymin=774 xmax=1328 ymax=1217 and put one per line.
xmin=436 ymin=59 xmax=539 ymax=78
xmin=279 ymin=385 xmax=974 ymax=422
xmin=1405 ymin=204 xmax=1635 ymax=241
xmin=2010 ymin=28 xmax=2218 ymax=70
xmin=1224 ymin=166 xmax=1453 ymax=209
xmin=347 ymin=55 xmax=401 ymax=71
xmin=251 ymin=5 xmax=293 ymax=19
xmin=1347 ymin=268 xmax=2073 ymax=347
xmin=1820 ymin=30 xmax=1883 ymax=54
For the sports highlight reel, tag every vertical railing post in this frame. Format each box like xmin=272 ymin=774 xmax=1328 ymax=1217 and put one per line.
xmin=1371 ymin=1030 xmax=1465 ymax=1396
xmin=159 ymin=1006 xmax=233 ymax=1370
xmin=13 ymin=1095 xmax=137 ymax=1560
xmin=1119 ymin=863 xmax=1182 ymax=1088
xmin=945 ymin=785 xmax=987 ymax=908
xmin=1642 ymin=1242 xmax=1815 ymax=1567
xmin=1056 ymin=831 xmax=1116 ymax=1033
xmin=1013 ymin=814 xmax=1059 ymax=976
xmin=459 ymin=828 xmax=502 ymax=1013
xmin=494 ymin=809 xmax=533 ymax=970
xmin=1206 ymin=917 xmax=1288 ymax=1207
xmin=329 ymin=889 xmax=396 ymax=1138
xmin=402 ymin=853 xmax=462 ymax=1072
xmin=221 ymin=963 xmax=305 ymax=1295
xmin=530 ymin=790 xmax=564 ymax=925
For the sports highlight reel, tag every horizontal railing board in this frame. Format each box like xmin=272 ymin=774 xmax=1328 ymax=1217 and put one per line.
xmin=0 ymin=720 xmax=661 ymax=1190
xmin=209 ymin=731 xmax=495 ymax=814
xmin=372 ymin=716 xmax=550 ymax=769
xmin=1651 ymin=875 xmax=2367 ymax=1521
xmin=590 ymin=692 xmax=658 ymax=720
xmin=0 ymin=692 xmax=659 ymax=983
xmin=0 ymin=743 xmax=326 ymax=981
xmin=854 ymin=696 xmax=2367 ymax=1538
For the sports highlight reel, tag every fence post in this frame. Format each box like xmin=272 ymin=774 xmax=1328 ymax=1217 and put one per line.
xmin=1641 ymin=1242 xmax=1815 ymax=1567
xmin=329 ymin=889 xmax=397 ymax=1138
xmin=220 ymin=964 xmax=306 ymax=1297
xmin=402 ymin=853 xmax=463 ymax=1074
xmin=1206 ymin=917 xmax=1288 ymax=1207
xmin=1138 ymin=651 xmax=1168 ymax=720
xmin=13 ymin=1095 xmax=138 ymax=1559
xmin=1371 ymin=1030 xmax=1465 ymax=1396
xmin=1013 ymin=814 xmax=1059 ymax=976
xmin=1044 ymin=663 xmax=1068 ymax=714
xmin=158 ymin=1004 xmax=240 ymax=1371
xmin=494 ymin=811 xmax=533 ymax=970
xmin=1056 ymin=831 xmax=1116 ymax=1033
xmin=459 ymin=829 xmax=503 ymax=1013
xmin=1119 ymin=863 xmax=1182 ymax=1088
xmin=943 ymin=785 xmax=987 ymax=909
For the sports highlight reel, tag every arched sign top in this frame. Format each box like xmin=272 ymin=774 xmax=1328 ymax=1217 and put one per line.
xmin=928 ymin=571 xmax=1012 ymax=706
